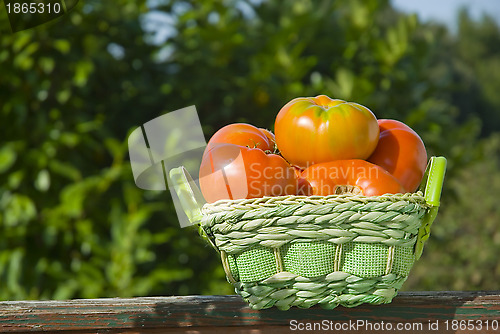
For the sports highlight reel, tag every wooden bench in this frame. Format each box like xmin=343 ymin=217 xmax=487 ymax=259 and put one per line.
xmin=0 ymin=291 xmax=499 ymax=333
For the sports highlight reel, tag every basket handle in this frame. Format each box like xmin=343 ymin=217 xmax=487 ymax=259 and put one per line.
xmin=419 ymin=156 xmax=447 ymax=207
xmin=168 ymin=166 xmax=218 ymax=251
xmin=414 ymin=156 xmax=447 ymax=260
xmin=169 ymin=166 xmax=205 ymax=225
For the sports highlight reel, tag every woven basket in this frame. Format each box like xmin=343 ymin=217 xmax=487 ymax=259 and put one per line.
xmin=170 ymin=156 xmax=446 ymax=310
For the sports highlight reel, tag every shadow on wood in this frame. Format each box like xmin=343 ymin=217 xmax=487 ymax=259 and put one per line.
xmin=0 ymin=291 xmax=498 ymax=333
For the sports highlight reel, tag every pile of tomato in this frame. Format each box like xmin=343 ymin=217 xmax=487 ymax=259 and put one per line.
xmin=199 ymin=95 xmax=427 ymax=203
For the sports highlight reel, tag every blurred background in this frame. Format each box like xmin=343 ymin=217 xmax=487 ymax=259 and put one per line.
xmin=0 ymin=0 xmax=499 ymax=300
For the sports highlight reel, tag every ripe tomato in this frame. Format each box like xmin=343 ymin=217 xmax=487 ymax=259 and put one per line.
xmin=274 ymin=95 xmax=380 ymax=169
xmin=299 ymin=159 xmax=405 ymax=197
xmin=367 ymin=119 xmax=427 ymax=193
xmin=199 ymin=143 xmax=299 ymax=203
xmin=206 ymin=123 xmax=274 ymax=153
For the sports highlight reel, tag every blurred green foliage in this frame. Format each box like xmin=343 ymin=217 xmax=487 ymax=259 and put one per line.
xmin=0 ymin=0 xmax=499 ymax=300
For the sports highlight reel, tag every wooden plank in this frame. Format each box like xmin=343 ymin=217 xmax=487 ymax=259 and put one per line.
xmin=0 ymin=291 xmax=498 ymax=333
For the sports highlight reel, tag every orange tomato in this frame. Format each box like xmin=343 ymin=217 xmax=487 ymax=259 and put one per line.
xmin=199 ymin=143 xmax=299 ymax=203
xmin=299 ymin=159 xmax=405 ymax=197
xmin=367 ymin=119 xmax=427 ymax=192
xmin=274 ymin=95 xmax=380 ymax=169
xmin=206 ymin=123 xmax=274 ymax=153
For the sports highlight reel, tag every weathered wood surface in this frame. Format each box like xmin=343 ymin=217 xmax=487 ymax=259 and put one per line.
xmin=0 ymin=291 xmax=498 ymax=333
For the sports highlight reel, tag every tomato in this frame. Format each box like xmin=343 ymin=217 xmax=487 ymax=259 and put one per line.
xmin=367 ymin=119 xmax=427 ymax=193
xmin=274 ymin=95 xmax=380 ymax=169
xmin=299 ymin=159 xmax=405 ymax=197
xmin=199 ymin=143 xmax=299 ymax=203
xmin=206 ymin=123 xmax=274 ymax=153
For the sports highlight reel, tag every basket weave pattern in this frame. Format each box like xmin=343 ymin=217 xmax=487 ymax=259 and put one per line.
xmin=201 ymin=192 xmax=431 ymax=310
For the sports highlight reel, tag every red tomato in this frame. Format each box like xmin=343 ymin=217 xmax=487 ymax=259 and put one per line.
xmin=206 ymin=123 xmax=274 ymax=153
xmin=274 ymin=95 xmax=380 ymax=169
xmin=199 ymin=143 xmax=299 ymax=203
xmin=299 ymin=159 xmax=405 ymax=197
xmin=367 ymin=119 xmax=427 ymax=193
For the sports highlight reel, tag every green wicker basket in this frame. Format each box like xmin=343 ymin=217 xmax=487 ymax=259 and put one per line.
xmin=170 ymin=156 xmax=446 ymax=310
